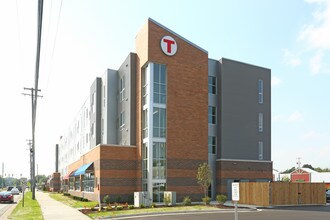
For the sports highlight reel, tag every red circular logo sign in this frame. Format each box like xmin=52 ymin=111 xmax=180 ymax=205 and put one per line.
xmin=160 ymin=36 xmax=177 ymax=56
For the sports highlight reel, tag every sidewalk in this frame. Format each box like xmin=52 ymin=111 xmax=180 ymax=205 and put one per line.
xmin=36 ymin=191 xmax=90 ymax=220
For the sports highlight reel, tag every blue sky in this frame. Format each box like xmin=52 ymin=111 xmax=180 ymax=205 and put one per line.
xmin=0 ymin=0 xmax=329 ymax=178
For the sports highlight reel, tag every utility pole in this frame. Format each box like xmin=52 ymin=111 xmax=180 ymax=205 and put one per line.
xmin=297 ymin=157 xmax=302 ymax=169
xmin=1 ymin=162 xmax=4 ymax=189
xmin=26 ymin=140 xmax=32 ymax=187
xmin=22 ymin=88 xmax=42 ymax=200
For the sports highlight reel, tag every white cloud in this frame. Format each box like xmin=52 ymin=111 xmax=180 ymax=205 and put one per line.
xmin=301 ymin=130 xmax=326 ymax=139
xmin=282 ymin=49 xmax=301 ymax=67
xmin=309 ymin=51 xmax=323 ymax=75
xmin=271 ymin=76 xmax=281 ymax=87
xmin=288 ymin=112 xmax=303 ymax=122
xmin=299 ymin=1 xmax=330 ymax=50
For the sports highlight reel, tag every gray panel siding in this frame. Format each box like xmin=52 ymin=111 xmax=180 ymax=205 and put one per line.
xmin=219 ymin=58 xmax=271 ymax=161
xmin=102 ymin=69 xmax=118 ymax=145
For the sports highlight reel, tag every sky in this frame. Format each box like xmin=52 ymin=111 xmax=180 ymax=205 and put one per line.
xmin=0 ymin=0 xmax=329 ymax=178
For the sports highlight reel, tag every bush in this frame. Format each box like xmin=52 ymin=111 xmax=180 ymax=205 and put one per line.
xmin=151 ymin=203 xmax=156 ymax=208
xmin=182 ymin=196 xmax=191 ymax=206
xmin=103 ymin=195 xmax=111 ymax=204
xmin=140 ymin=204 xmax=146 ymax=208
xmin=116 ymin=206 xmax=123 ymax=210
xmin=128 ymin=205 xmax=135 ymax=209
xmin=63 ymin=193 xmax=70 ymax=196
xmin=216 ymin=194 xmax=227 ymax=204
xmin=202 ymin=196 xmax=211 ymax=205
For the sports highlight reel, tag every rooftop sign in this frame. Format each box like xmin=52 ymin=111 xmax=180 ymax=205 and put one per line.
xmin=160 ymin=36 xmax=177 ymax=56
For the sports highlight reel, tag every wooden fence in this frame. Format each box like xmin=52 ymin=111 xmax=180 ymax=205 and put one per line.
xmin=238 ymin=182 xmax=326 ymax=206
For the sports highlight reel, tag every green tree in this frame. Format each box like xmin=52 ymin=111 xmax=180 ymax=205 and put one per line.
xmin=282 ymin=167 xmax=296 ymax=173
xmin=302 ymin=164 xmax=315 ymax=170
xmin=196 ymin=162 xmax=212 ymax=205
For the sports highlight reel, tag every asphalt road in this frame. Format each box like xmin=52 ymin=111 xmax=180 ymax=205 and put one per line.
xmin=0 ymin=194 xmax=20 ymax=217
xmin=113 ymin=204 xmax=330 ymax=220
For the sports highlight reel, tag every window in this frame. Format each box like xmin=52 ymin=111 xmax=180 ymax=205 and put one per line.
xmin=153 ymin=142 xmax=166 ymax=179
xmin=69 ymin=177 xmax=74 ymax=190
xmin=119 ymin=76 xmax=125 ymax=102
xmin=119 ymin=111 xmax=125 ymax=128
xmin=208 ymin=76 xmax=216 ymax=94
xmin=258 ymin=79 xmax=263 ymax=104
xmin=142 ymin=68 xmax=148 ymax=106
xmin=142 ymin=109 xmax=148 ymax=138
xmin=258 ymin=141 xmax=263 ymax=160
xmin=142 ymin=143 xmax=148 ymax=179
xmin=153 ymin=64 xmax=166 ymax=104
xmin=92 ymin=92 xmax=96 ymax=113
xmin=208 ymin=106 xmax=216 ymax=124
xmin=153 ymin=108 xmax=166 ymax=138
xmin=258 ymin=113 xmax=263 ymax=132
xmin=75 ymin=176 xmax=80 ymax=191
xmin=208 ymin=136 xmax=216 ymax=154
xmin=82 ymin=173 xmax=94 ymax=192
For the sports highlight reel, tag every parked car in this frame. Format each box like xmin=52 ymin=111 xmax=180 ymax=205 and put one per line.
xmin=326 ymin=190 xmax=330 ymax=203
xmin=17 ymin=186 xmax=22 ymax=193
xmin=10 ymin=188 xmax=19 ymax=195
xmin=6 ymin=186 xmax=13 ymax=191
xmin=0 ymin=191 xmax=14 ymax=203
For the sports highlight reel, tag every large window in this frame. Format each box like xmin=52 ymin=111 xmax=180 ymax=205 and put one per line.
xmin=75 ymin=176 xmax=80 ymax=191
xmin=153 ymin=108 xmax=166 ymax=138
xmin=258 ymin=79 xmax=263 ymax=104
xmin=208 ymin=136 xmax=216 ymax=154
xmin=258 ymin=113 xmax=263 ymax=132
xmin=142 ymin=109 xmax=148 ymax=138
xmin=208 ymin=76 xmax=216 ymax=94
xmin=119 ymin=76 xmax=125 ymax=102
xmin=208 ymin=106 xmax=216 ymax=124
xmin=142 ymin=69 xmax=148 ymax=106
xmin=153 ymin=142 xmax=166 ymax=179
xmin=153 ymin=64 xmax=166 ymax=104
xmin=142 ymin=143 xmax=148 ymax=179
xmin=82 ymin=173 xmax=94 ymax=192
xmin=69 ymin=177 xmax=74 ymax=190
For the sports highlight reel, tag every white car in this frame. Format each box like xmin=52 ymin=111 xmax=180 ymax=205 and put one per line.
xmin=10 ymin=187 xmax=19 ymax=195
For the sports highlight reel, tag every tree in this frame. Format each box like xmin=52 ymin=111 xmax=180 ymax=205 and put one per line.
xmin=282 ymin=167 xmax=296 ymax=174
xmin=302 ymin=164 xmax=315 ymax=170
xmin=196 ymin=162 xmax=212 ymax=204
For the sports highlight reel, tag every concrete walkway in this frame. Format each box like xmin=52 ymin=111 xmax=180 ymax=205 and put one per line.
xmin=36 ymin=191 xmax=91 ymax=220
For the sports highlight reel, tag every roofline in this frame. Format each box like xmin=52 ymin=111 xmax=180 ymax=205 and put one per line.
xmin=148 ymin=18 xmax=208 ymax=54
xmin=220 ymin=57 xmax=271 ymax=71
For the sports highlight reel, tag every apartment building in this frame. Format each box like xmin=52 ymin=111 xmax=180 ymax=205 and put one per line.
xmin=57 ymin=18 xmax=272 ymax=203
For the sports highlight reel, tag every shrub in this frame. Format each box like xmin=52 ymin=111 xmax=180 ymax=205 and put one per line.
xmin=182 ymin=196 xmax=191 ymax=206
xmin=116 ymin=206 xmax=123 ymax=210
xmin=128 ymin=205 xmax=135 ymax=209
xmin=202 ymin=196 xmax=211 ymax=205
xmin=63 ymin=193 xmax=70 ymax=196
xmin=216 ymin=194 xmax=227 ymax=204
xmin=151 ymin=203 xmax=156 ymax=208
xmin=140 ymin=204 xmax=146 ymax=208
xmin=103 ymin=195 xmax=111 ymax=205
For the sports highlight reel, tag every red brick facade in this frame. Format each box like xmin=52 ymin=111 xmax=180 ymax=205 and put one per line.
xmin=135 ymin=19 xmax=208 ymax=200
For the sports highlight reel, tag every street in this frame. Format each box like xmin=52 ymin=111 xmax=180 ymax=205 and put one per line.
xmin=0 ymin=194 xmax=20 ymax=217
xmin=112 ymin=204 xmax=330 ymax=220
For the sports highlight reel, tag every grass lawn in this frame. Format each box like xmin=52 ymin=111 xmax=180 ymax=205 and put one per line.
xmin=49 ymin=193 xmax=98 ymax=208
xmin=8 ymin=191 xmax=43 ymax=220
xmin=88 ymin=205 xmax=220 ymax=219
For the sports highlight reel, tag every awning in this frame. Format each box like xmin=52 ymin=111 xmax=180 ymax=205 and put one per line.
xmin=63 ymin=171 xmax=74 ymax=180
xmin=74 ymin=162 xmax=94 ymax=176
